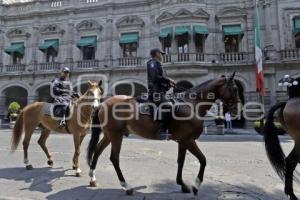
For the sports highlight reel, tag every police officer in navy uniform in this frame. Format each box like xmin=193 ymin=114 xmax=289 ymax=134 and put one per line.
xmin=147 ymin=48 xmax=176 ymax=139
xmin=51 ymin=67 xmax=78 ymax=127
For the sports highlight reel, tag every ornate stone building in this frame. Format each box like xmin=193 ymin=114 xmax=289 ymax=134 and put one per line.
xmin=0 ymin=0 xmax=300 ymax=127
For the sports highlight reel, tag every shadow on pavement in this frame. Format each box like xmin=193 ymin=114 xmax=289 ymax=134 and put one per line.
xmin=0 ymin=167 xmax=67 ymax=193
xmin=46 ymin=180 xmax=285 ymax=200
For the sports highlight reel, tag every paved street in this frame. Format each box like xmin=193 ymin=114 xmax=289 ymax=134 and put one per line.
xmin=0 ymin=129 xmax=299 ymax=200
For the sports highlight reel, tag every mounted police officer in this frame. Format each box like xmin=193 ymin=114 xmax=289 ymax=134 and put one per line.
xmin=147 ymin=48 xmax=176 ymax=139
xmin=51 ymin=67 xmax=78 ymax=127
xmin=279 ymin=75 xmax=300 ymax=99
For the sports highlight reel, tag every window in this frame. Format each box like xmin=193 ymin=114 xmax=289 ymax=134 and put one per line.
xmin=224 ymin=35 xmax=239 ymax=53
xmin=195 ymin=35 xmax=204 ymax=53
xmin=177 ymin=34 xmax=189 ymax=54
xmin=82 ymin=46 xmax=95 ymax=60
xmin=46 ymin=48 xmax=57 ymax=62
xmin=296 ymin=33 xmax=300 ymax=48
xmin=122 ymin=43 xmax=137 ymax=57
xmin=12 ymin=53 xmax=23 ymax=64
xmin=161 ymin=37 xmax=171 ymax=54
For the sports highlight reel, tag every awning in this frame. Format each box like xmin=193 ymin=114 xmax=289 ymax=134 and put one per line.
xmin=193 ymin=25 xmax=209 ymax=35
xmin=77 ymin=36 xmax=97 ymax=48
xmin=223 ymin=25 xmax=243 ymax=36
xmin=119 ymin=33 xmax=139 ymax=44
xmin=175 ymin=26 xmax=191 ymax=36
xmin=159 ymin=27 xmax=173 ymax=38
xmin=39 ymin=39 xmax=59 ymax=51
xmin=4 ymin=42 xmax=25 ymax=55
xmin=294 ymin=18 xmax=300 ymax=35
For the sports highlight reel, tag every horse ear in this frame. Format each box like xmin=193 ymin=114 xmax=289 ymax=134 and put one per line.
xmin=87 ymin=80 xmax=93 ymax=87
xmin=230 ymin=72 xmax=236 ymax=81
xmin=98 ymin=80 xmax=102 ymax=87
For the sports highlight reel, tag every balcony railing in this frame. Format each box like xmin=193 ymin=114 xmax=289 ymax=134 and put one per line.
xmin=196 ymin=53 xmax=205 ymax=62
xmin=76 ymin=60 xmax=100 ymax=69
xmin=163 ymin=54 xmax=172 ymax=63
xmin=280 ymin=49 xmax=300 ymax=61
xmin=220 ymin=52 xmax=248 ymax=63
xmin=119 ymin=57 xmax=141 ymax=67
xmin=35 ymin=62 xmax=61 ymax=72
xmin=3 ymin=64 xmax=26 ymax=73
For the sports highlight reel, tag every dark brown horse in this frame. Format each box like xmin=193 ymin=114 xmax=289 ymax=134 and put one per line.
xmin=264 ymin=99 xmax=300 ymax=200
xmin=87 ymin=73 xmax=240 ymax=195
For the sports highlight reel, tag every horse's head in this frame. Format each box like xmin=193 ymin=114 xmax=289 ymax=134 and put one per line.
xmin=216 ymin=72 xmax=241 ymax=115
xmin=83 ymin=80 xmax=103 ymax=109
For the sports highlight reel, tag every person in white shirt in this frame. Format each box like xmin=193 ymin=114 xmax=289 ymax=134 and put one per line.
xmin=225 ymin=112 xmax=232 ymax=130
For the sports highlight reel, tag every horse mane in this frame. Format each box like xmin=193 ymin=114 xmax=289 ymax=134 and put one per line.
xmin=185 ymin=78 xmax=217 ymax=95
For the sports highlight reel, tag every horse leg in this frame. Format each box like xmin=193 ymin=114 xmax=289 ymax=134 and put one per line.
xmin=285 ymin=146 xmax=299 ymax=200
xmin=23 ymin=123 xmax=38 ymax=170
xmin=110 ymin=135 xmax=133 ymax=195
xmin=176 ymin=141 xmax=191 ymax=193
xmin=186 ymin=140 xmax=207 ymax=196
xmin=72 ymin=132 xmax=82 ymax=177
xmin=37 ymin=128 xmax=53 ymax=167
xmin=89 ymin=135 xmax=110 ymax=187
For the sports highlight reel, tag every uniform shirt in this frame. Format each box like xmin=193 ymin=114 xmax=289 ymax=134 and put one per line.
xmin=147 ymin=58 xmax=170 ymax=94
xmin=51 ymin=76 xmax=72 ymax=97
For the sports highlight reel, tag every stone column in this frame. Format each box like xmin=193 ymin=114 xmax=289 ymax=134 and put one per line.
xmin=0 ymin=94 xmax=5 ymax=120
xmin=27 ymin=94 xmax=38 ymax=104
xmin=263 ymin=1 xmax=273 ymax=47
xmin=66 ymin=19 xmax=75 ymax=68
xmin=31 ymin=23 xmax=39 ymax=65
xmin=104 ymin=18 xmax=113 ymax=67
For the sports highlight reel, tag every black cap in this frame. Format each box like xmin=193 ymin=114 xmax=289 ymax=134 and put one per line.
xmin=150 ymin=48 xmax=165 ymax=58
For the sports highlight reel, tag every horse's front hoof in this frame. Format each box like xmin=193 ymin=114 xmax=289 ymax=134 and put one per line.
xmin=192 ymin=186 xmax=198 ymax=196
xmin=26 ymin=165 xmax=33 ymax=170
xmin=75 ymin=172 xmax=81 ymax=177
xmin=47 ymin=160 xmax=54 ymax=167
xmin=126 ymin=188 xmax=134 ymax=196
xmin=72 ymin=166 xmax=76 ymax=170
xmin=181 ymin=185 xmax=191 ymax=193
xmin=90 ymin=181 xmax=97 ymax=187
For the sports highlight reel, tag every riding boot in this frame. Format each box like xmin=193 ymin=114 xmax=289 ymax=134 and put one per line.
xmin=156 ymin=110 xmax=171 ymax=140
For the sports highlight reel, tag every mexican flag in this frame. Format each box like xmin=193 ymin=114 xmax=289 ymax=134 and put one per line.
xmin=255 ymin=1 xmax=265 ymax=96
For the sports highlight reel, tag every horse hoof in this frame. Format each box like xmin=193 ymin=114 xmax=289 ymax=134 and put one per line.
xmin=181 ymin=185 xmax=191 ymax=193
xmin=90 ymin=181 xmax=97 ymax=187
xmin=126 ymin=188 xmax=134 ymax=196
xmin=73 ymin=166 xmax=76 ymax=170
xmin=192 ymin=186 xmax=198 ymax=196
xmin=26 ymin=165 xmax=33 ymax=170
xmin=47 ymin=160 xmax=54 ymax=167
xmin=75 ymin=173 xmax=81 ymax=177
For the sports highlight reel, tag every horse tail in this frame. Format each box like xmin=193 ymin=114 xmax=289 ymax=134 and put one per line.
xmin=263 ymin=102 xmax=287 ymax=181
xmin=87 ymin=109 xmax=102 ymax=167
xmin=11 ymin=111 xmax=24 ymax=151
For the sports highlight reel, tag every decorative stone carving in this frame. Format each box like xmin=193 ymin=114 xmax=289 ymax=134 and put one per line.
xmin=216 ymin=7 xmax=247 ymax=20
xmin=116 ymin=16 xmax=145 ymax=28
xmin=161 ymin=0 xmax=204 ymax=5
xmin=157 ymin=8 xmax=209 ymax=23
xmin=76 ymin=20 xmax=102 ymax=32
xmin=6 ymin=28 xmax=30 ymax=38
xmin=39 ymin=24 xmax=65 ymax=35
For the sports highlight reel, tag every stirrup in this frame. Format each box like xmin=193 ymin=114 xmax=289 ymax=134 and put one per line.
xmin=59 ymin=120 xmax=66 ymax=128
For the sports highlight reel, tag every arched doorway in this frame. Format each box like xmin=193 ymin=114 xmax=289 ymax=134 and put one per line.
xmin=36 ymin=85 xmax=52 ymax=103
xmin=174 ymin=80 xmax=194 ymax=93
xmin=3 ymin=86 xmax=28 ymax=110
xmin=231 ymin=80 xmax=245 ymax=128
xmin=114 ymin=82 xmax=147 ymax=97
xmin=74 ymin=83 xmax=89 ymax=95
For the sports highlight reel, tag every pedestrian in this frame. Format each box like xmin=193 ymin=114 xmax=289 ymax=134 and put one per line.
xmin=225 ymin=112 xmax=232 ymax=130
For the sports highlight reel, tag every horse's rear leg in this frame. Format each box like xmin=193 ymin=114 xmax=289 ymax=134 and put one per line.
xmin=186 ymin=140 xmax=207 ymax=196
xmin=89 ymin=135 xmax=110 ymax=187
xmin=176 ymin=141 xmax=191 ymax=193
xmin=23 ymin=122 xmax=38 ymax=170
xmin=37 ymin=128 xmax=53 ymax=167
xmin=285 ymin=146 xmax=299 ymax=200
xmin=110 ymin=134 xmax=133 ymax=195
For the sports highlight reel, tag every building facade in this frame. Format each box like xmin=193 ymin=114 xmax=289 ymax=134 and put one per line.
xmin=0 ymin=0 xmax=300 ymax=127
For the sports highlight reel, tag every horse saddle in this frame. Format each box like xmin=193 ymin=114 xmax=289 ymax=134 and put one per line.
xmin=42 ymin=103 xmax=71 ymax=119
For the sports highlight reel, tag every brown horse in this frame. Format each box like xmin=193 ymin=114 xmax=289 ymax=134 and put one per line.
xmin=11 ymin=80 xmax=103 ymax=176
xmin=264 ymin=99 xmax=300 ymax=200
xmin=86 ymin=73 xmax=240 ymax=195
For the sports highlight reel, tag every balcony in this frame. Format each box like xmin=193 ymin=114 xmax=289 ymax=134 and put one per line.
xmin=35 ymin=62 xmax=61 ymax=72
xmin=118 ymin=57 xmax=141 ymax=67
xmin=3 ymin=64 xmax=26 ymax=73
xmin=76 ymin=60 xmax=100 ymax=69
xmin=280 ymin=49 xmax=300 ymax=61
xmin=219 ymin=52 xmax=249 ymax=64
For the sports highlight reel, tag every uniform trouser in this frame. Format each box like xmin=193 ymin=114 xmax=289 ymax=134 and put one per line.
xmin=54 ymin=96 xmax=71 ymax=118
xmin=150 ymin=92 xmax=173 ymax=123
